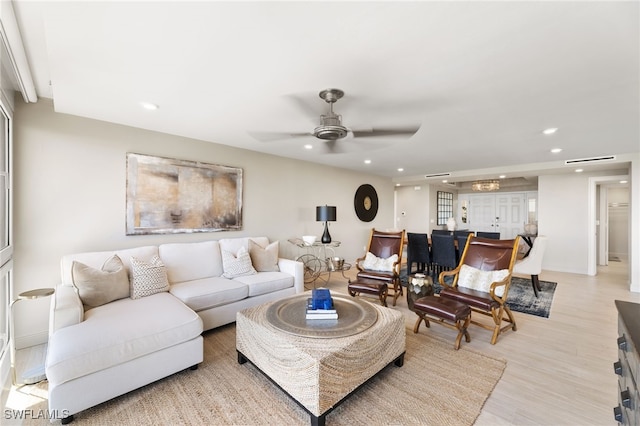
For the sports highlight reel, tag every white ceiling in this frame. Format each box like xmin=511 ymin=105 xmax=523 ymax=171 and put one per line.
xmin=12 ymin=1 xmax=640 ymax=185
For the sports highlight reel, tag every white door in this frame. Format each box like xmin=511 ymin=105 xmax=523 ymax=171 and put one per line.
xmin=495 ymin=193 xmax=526 ymax=239
xmin=468 ymin=193 xmax=526 ymax=238
xmin=468 ymin=195 xmax=496 ymax=233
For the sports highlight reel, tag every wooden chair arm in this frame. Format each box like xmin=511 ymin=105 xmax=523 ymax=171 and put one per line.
xmin=489 ymin=273 xmax=513 ymax=303
xmin=439 ymin=267 xmax=462 ymax=290
xmin=354 ymin=255 xmax=366 ymax=272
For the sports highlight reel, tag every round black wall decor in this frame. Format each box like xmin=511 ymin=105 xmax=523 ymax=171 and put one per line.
xmin=354 ymin=184 xmax=378 ymax=222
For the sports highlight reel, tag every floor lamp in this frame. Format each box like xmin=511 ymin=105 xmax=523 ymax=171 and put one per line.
xmin=316 ymin=205 xmax=337 ymax=244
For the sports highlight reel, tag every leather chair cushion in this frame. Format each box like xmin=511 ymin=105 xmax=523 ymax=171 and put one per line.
xmin=413 ymin=295 xmax=470 ymax=322
xmin=440 ymin=287 xmax=499 ymax=311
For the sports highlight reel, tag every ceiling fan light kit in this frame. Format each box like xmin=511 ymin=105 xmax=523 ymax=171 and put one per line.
xmin=314 ymin=89 xmax=348 ymax=140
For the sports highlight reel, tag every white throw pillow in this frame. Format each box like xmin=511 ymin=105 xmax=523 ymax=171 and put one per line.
xmin=457 ymin=264 xmax=510 ymax=297
xmin=222 ymin=246 xmax=257 ymax=278
xmin=130 ymin=255 xmax=170 ymax=299
xmin=362 ymin=252 xmax=398 ymax=272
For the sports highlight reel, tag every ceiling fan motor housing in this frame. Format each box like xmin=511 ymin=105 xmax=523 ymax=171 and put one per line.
xmin=314 ymin=114 xmax=348 ymax=140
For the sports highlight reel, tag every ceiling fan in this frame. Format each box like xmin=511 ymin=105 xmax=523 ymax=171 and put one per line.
xmin=251 ymin=88 xmax=421 ymax=152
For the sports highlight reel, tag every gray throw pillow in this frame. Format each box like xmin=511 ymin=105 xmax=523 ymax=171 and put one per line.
xmin=71 ymin=254 xmax=130 ymax=309
xmin=248 ymin=239 xmax=280 ymax=272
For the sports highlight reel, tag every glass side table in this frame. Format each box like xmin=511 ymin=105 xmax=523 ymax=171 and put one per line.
xmin=404 ymin=274 xmax=434 ymax=312
xmin=11 ymin=287 xmax=55 ymax=385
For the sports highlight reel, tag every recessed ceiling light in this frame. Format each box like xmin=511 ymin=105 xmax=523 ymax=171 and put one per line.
xmin=551 ymin=148 xmax=563 ymax=153
xmin=543 ymin=127 xmax=558 ymax=135
xmin=397 ymin=168 xmax=404 ymax=172
xmin=364 ymin=159 xmax=371 ymax=164
xmin=575 ymin=168 xmax=583 ymax=173
xmin=620 ymin=180 xmax=628 ymax=184
xmin=140 ymin=102 xmax=159 ymax=110
xmin=304 ymin=144 xmax=313 ymax=150
xmin=395 ymin=183 xmax=401 ymax=187
xmin=442 ymin=179 xmax=448 ymax=183
xmin=499 ymin=175 xmax=506 ymax=179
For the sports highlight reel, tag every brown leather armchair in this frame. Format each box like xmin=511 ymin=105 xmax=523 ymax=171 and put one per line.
xmin=439 ymin=235 xmax=520 ymax=344
xmin=348 ymin=228 xmax=405 ymax=306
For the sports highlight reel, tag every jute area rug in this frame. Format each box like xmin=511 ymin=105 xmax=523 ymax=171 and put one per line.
xmin=25 ymin=324 xmax=505 ymax=425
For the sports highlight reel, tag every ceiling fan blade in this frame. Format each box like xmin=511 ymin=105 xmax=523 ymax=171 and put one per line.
xmin=248 ymin=131 xmax=312 ymax=142
xmin=351 ymin=125 xmax=421 ymax=139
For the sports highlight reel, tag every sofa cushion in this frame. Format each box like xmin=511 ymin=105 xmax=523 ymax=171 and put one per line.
xmin=221 ymin=246 xmax=257 ymax=279
xmin=232 ymin=272 xmax=294 ymax=297
xmin=248 ymin=240 xmax=280 ymax=272
xmin=130 ymin=256 xmax=170 ymax=299
xmin=158 ymin=240 xmax=222 ymax=283
xmin=169 ymin=277 xmax=249 ymax=312
xmin=46 ymin=292 xmax=203 ymax=386
xmin=61 ymin=246 xmax=159 ymax=287
xmin=71 ymin=255 xmax=130 ymax=309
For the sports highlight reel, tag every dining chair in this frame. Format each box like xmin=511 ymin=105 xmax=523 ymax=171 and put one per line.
xmin=406 ymin=232 xmax=430 ymax=275
xmin=476 ymin=231 xmax=500 ymax=239
xmin=431 ymin=229 xmax=450 ymax=235
xmin=513 ymin=236 xmax=548 ymax=297
xmin=429 ymin=233 xmax=457 ymax=280
xmin=453 ymin=229 xmax=470 ymax=238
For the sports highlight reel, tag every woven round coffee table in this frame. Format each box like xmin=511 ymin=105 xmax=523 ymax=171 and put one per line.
xmin=265 ymin=294 xmax=377 ymax=338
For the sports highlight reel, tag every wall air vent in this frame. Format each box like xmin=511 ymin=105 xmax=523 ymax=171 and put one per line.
xmin=424 ymin=173 xmax=451 ymax=178
xmin=564 ymin=155 xmax=616 ymax=165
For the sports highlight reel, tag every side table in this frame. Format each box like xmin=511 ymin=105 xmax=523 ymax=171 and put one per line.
xmin=11 ymin=287 xmax=55 ymax=385
xmin=404 ymin=274 xmax=434 ymax=311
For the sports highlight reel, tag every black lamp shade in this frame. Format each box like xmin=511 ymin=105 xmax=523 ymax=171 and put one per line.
xmin=316 ymin=206 xmax=337 ymax=222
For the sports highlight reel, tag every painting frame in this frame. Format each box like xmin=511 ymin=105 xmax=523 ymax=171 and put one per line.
xmin=126 ymin=153 xmax=243 ymax=235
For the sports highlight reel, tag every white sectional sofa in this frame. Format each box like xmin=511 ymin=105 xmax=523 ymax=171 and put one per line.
xmin=45 ymin=237 xmax=304 ymax=423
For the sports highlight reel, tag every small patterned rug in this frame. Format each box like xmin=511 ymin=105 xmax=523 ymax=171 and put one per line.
xmin=402 ymin=271 xmax=556 ymax=318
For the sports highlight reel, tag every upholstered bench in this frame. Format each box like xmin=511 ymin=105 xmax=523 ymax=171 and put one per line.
xmin=412 ymin=295 xmax=471 ymax=350
xmin=347 ymin=277 xmax=390 ymax=306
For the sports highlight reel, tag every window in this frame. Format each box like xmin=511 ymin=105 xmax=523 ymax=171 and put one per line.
xmin=437 ymin=191 xmax=453 ymax=226
xmin=0 ymin=101 xmax=10 ymax=361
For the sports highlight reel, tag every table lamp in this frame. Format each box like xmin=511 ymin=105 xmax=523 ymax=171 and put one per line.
xmin=316 ymin=205 xmax=337 ymax=244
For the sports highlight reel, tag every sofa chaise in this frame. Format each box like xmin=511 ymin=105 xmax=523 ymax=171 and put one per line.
xmin=45 ymin=236 xmax=304 ymax=423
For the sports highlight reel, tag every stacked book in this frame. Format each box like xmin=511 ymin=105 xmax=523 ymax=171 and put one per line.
xmin=306 ymin=288 xmax=338 ymax=320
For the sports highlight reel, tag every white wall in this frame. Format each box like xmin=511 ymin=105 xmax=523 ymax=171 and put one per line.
xmin=538 ymin=174 xmax=590 ymax=274
xmin=12 ymin=99 xmax=396 ymax=346
xmin=394 ymin=184 xmax=431 ymax=233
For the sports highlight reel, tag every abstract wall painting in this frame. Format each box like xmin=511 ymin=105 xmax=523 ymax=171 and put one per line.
xmin=126 ymin=153 xmax=243 ymax=235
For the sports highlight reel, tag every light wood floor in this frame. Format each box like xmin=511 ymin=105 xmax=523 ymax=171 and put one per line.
xmin=323 ymin=260 xmax=635 ymax=426
xmin=6 ymin=260 xmax=635 ymax=425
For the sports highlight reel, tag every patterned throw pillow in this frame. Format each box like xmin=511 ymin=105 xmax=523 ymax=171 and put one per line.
xmin=222 ymin=246 xmax=257 ymax=278
xmin=130 ymin=255 xmax=170 ymax=299
xmin=71 ymin=254 xmax=130 ymax=309
xmin=248 ymin=240 xmax=280 ymax=272
xmin=457 ymin=264 xmax=510 ymax=297
xmin=362 ymin=252 xmax=398 ymax=272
